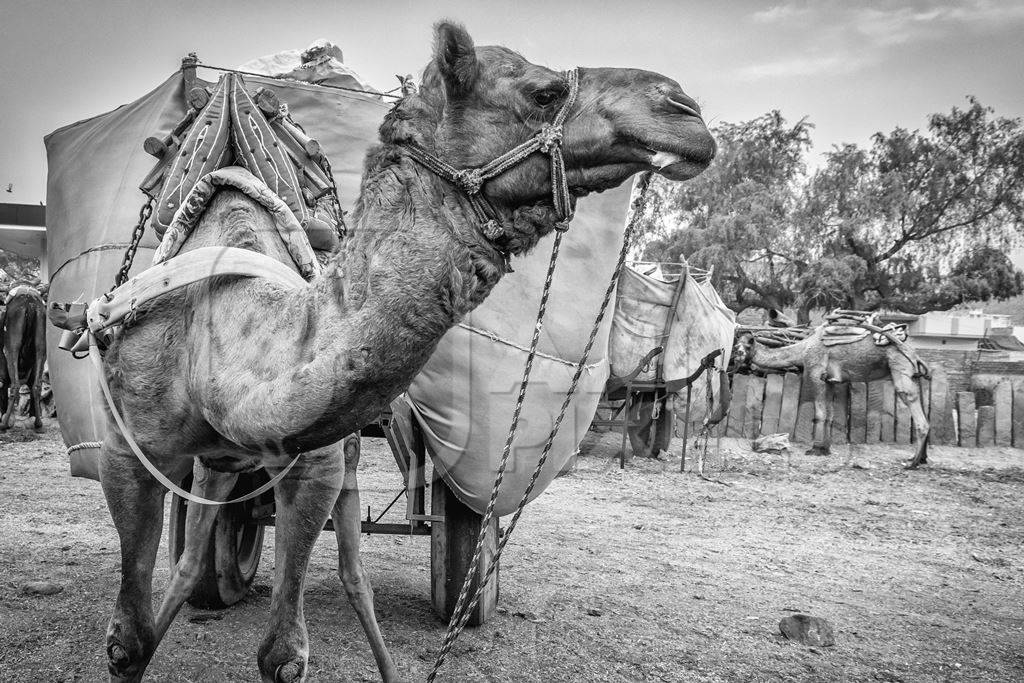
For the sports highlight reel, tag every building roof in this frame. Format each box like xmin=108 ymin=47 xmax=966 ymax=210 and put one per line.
xmin=0 ymin=203 xmax=46 ymax=259
xmin=981 ymin=331 xmax=1024 ymax=352
xmin=0 ymin=203 xmax=45 ymax=227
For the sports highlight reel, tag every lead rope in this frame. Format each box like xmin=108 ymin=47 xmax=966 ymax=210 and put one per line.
xmin=427 ymin=172 xmax=654 ymax=682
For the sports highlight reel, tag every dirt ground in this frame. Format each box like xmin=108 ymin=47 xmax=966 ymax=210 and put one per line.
xmin=2 ymin=417 xmax=1023 ymax=682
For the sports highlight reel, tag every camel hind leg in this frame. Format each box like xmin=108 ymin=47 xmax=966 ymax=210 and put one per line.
xmin=30 ymin=312 xmax=46 ymax=430
xmin=152 ymin=464 xmax=239 ymax=642
xmin=258 ymin=447 xmax=344 ymax=683
xmin=331 ymin=434 xmax=400 ymax=681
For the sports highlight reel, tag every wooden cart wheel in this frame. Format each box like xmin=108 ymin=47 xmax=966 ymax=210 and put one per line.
xmin=168 ymin=472 xmax=266 ymax=609
xmin=430 ymin=476 xmax=498 ymax=626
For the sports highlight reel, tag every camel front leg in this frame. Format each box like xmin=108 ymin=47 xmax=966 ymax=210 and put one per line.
xmin=152 ymin=463 xmax=239 ymax=641
xmin=258 ymin=448 xmax=343 ymax=683
xmin=896 ymin=374 xmax=930 ymax=469
xmin=806 ymin=378 xmax=832 ymax=456
xmin=100 ymin=444 xmax=180 ymax=682
xmin=331 ymin=434 xmax=400 ymax=681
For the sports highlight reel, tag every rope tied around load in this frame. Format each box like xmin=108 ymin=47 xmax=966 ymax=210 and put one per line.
xmin=427 ymin=171 xmax=656 ymax=681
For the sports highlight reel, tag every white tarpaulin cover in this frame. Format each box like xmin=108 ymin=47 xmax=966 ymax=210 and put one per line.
xmin=45 ymin=64 xmax=630 ymax=515
xmin=608 ymin=263 xmax=735 ymax=398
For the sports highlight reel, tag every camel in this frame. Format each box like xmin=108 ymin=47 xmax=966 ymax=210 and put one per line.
xmin=733 ymin=319 xmax=931 ymax=468
xmin=96 ymin=22 xmax=714 ymax=682
xmin=2 ymin=285 xmax=46 ymax=431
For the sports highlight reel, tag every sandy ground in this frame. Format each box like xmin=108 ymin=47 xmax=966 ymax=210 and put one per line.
xmin=2 ymin=417 xmax=1023 ymax=682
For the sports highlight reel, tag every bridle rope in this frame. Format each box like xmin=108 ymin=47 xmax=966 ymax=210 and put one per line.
xmin=403 ymin=68 xmax=580 ymax=242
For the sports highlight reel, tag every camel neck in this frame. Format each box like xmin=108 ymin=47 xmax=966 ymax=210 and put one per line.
xmin=752 ymin=339 xmax=807 ymax=369
xmin=343 ymin=151 xmax=506 ymax=325
xmin=296 ymin=150 xmax=509 ymax=413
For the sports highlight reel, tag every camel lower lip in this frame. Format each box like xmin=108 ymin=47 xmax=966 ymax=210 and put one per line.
xmin=656 ymin=159 xmax=710 ymax=181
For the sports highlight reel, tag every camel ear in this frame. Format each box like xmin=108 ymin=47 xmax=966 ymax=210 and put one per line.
xmin=433 ymin=21 xmax=479 ymax=98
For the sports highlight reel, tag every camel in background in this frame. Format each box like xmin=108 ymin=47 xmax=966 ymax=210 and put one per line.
xmin=734 ymin=317 xmax=931 ymax=468
xmin=97 ymin=22 xmax=715 ymax=682
xmin=2 ymin=285 xmax=47 ymax=431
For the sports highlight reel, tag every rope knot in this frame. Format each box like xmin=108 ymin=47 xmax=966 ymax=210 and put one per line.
xmin=481 ymin=219 xmax=505 ymax=241
xmin=538 ymin=124 xmax=564 ymax=153
xmin=452 ymin=168 xmax=485 ymax=195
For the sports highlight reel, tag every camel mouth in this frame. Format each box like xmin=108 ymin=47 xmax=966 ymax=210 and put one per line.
xmin=625 ymin=128 xmax=715 ymax=182
xmin=644 ymin=139 xmax=715 ymax=180
xmin=648 ymin=151 xmax=711 ymax=181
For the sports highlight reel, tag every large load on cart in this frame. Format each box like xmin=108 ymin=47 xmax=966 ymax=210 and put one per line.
xmin=597 ymin=260 xmax=736 ymax=460
xmin=44 ymin=50 xmax=632 ymax=621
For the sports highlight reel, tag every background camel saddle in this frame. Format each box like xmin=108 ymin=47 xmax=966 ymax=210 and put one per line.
xmin=140 ymin=72 xmax=343 ymax=252
xmin=821 ymin=322 xmax=908 ymax=347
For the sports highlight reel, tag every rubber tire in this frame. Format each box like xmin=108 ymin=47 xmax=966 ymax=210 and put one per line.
xmin=168 ymin=472 xmax=266 ymax=609
xmin=430 ymin=477 xmax=499 ymax=627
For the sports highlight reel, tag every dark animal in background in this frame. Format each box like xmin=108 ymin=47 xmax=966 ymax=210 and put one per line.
xmin=1 ymin=285 xmax=47 ymax=430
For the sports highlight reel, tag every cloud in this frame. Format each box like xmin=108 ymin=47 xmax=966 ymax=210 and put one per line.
xmin=735 ymin=0 xmax=1024 ymax=81
xmin=734 ymin=54 xmax=870 ymax=80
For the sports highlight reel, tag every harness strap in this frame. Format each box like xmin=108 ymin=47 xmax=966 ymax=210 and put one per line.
xmin=89 ymin=342 xmax=300 ymax=505
xmin=88 ymin=246 xmax=308 ymax=335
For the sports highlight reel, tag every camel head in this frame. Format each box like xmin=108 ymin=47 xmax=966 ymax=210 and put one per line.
xmin=732 ymin=331 xmax=756 ymax=371
xmin=380 ymin=22 xmax=715 ymax=252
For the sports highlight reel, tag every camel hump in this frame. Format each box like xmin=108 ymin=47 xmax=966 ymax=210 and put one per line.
xmin=152 ymin=167 xmax=322 ymax=281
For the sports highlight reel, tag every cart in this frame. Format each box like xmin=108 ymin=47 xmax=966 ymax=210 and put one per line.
xmin=594 ymin=261 xmax=732 ymax=464
xmin=167 ymin=398 xmax=500 ymax=626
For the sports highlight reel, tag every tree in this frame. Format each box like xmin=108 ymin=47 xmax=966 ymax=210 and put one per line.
xmin=0 ymin=248 xmax=41 ymax=293
xmin=640 ymin=111 xmax=813 ymax=314
xmin=641 ymin=98 xmax=1024 ymax=322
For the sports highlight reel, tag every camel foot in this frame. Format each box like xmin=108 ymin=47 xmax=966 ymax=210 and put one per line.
xmin=805 ymin=445 xmax=831 ymax=456
xmin=106 ymin=640 xmax=149 ymax=683
xmin=0 ymin=422 xmax=9 ymax=431
xmin=259 ymin=632 xmax=309 ymax=683
xmin=275 ymin=660 xmax=306 ymax=683
xmin=33 ymin=420 xmax=44 ymax=432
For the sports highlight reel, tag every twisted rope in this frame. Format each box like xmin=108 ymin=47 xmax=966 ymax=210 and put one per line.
xmin=66 ymin=441 xmax=103 ymax=454
xmin=427 ymin=172 xmax=654 ymax=681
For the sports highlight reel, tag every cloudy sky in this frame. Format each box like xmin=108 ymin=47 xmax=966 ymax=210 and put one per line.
xmin=2 ymin=0 xmax=1023 ymax=204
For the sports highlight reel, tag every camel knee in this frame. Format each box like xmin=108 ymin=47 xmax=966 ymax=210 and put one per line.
xmin=339 ymin=563 xmax=374 ymax=600
xmin=171 ymin=550 xmax=207 ymax=587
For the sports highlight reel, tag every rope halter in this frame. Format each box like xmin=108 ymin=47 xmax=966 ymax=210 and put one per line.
xmin=402 ymin=67 xmax=581 ymax=245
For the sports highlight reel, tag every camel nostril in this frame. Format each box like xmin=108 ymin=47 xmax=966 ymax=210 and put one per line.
xmin=666 ymin=95 xmax=703 ymax=121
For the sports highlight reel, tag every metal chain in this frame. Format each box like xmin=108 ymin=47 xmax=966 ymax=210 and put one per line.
xmin=427 ymin=172 xmax=655 ymax=682
xmin=112 ymin=198 xmax=155 ymax=290
xmin=319 ymin=154 xmax=347 ymax=237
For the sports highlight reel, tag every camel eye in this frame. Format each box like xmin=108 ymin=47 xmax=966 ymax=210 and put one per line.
xmin=532 ymin=89 xmax=560 ymax=107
